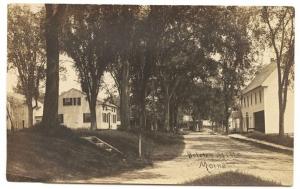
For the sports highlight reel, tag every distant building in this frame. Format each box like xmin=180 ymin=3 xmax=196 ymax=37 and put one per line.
xmin=7 ymin=93 xmax=43 ymax=130
xmin=202 ymin=120 xmax=213 ymax=127
xmin=228 ymin=110 xmax=242 ymax=132
xmin=240 ymin=63 xmax=294 ymax=134
xmin=58 ymin=88 xmax=118 ymax=129
xmin=182 ymin=115 xmax=193 ymax=123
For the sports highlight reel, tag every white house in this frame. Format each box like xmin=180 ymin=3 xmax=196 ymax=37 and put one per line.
xmin=228 ymin=111 xmax=242 ymax=132
xmin=7 ymin=93 xmax=43 ymax=130
xmin=240 ymin=63 xmax=294 ymax=134
xmin=58 ymin=88 xmax=118 ymax=130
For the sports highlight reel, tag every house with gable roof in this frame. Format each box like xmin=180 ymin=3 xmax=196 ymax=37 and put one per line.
xmin=58 ymin=88 xmax=118 ymax=129
xmin=240 ymin=63 xmax=294 ymax=134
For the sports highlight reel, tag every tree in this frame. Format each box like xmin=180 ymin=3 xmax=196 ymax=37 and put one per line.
xmin=8 ymin=5 xmax=46 ymax=128
xmin=261 ymin=7 xmax=294 ymax=137
xmin=42 ymin=4 xmax=66 ymax=128
xmin=62 ymin=5 xmax=116 ymax=130
xmin=130 ymin=6 xmax=162 ymax=131
xmin=149 ymin=6 xmax=194 ymax=131
xmin=208 ymin=7 xmax=254 ymax=134
xmin=107 ymin=6 xmax=140 ymax=131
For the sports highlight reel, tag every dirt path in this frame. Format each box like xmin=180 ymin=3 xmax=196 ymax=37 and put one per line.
xmin=57 ymin=129 xmax=293 ymax=185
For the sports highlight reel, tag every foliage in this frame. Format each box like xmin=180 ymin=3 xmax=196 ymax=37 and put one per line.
xmin=8 ymin=5 xmax=46 ymax=128
xmin=62 ymin=5 xmax=118 ymax=129
xmin=8 ymin=5 xmax=46 ymax=107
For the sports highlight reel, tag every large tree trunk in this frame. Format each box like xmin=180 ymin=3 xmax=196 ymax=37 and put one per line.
xmin=278 ymin=85 xmax=285 ymax=137
xmin=174 ymin=105 xmax=178 ymax=130
xmin=120 ymin=60 xmax=130 ymax=130
xmin=164 ymin=86 xmax=170 ymax=132
xmin=224 ymin=106 xmax=230 ymax=135
xmin=27 ymin=101 xmax=33 ymax=128
xmin=169 ymin=104 xmax=174 ymax=131
xmin=279 ymin=69 xmax=290 ymax=137
xmin=42 ymin=5 xmax=65 ymax=128
xmin=90 ymin=96 xmax=97 ymax=130
xmin=7 ymin=106 xmax=15 ymax=132
xmin=169 ymin=100 xmax=178 ymax=132
xmin=139 ymin=83 xmax=147 ymax=131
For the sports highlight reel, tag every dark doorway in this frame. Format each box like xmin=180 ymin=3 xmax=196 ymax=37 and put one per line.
xmin=246 ymin=113 xmax=249 ymax=131
xmin=254 ymin=111 xmax=265 ymax=133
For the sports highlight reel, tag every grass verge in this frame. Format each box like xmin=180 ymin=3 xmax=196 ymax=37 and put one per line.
xmin=7 ymin=125 xmax=184 ymax=182
xmin=244 ymin=132 xmax=293 ymax=148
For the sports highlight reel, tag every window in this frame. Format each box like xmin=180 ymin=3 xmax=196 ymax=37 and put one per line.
xmin=255 ymin=92 xmax=257 ymax=104
xmin=243 ymin=97 xmax=246 ymax=107
xmin=102 ymin=113 xmax=106 ymax=122
xmin=247 ymin=96 xmax=249 ymax=107
xmin=58 ymin=114 xmax=64 ymax=123
xmin=113 ymin=115 xmax=116 ymax=123
xmin=83 ymin=113 xmax=91 ymax=123
xmin=250 ymin=94 xmax=252 ymax=105
xmin=259 ymin=90 xmax=262 ymax=103
xmin=63 ymin=98 xmax=72 ymax=106
xmin=106 ymin=114 xmax=109 ymax=122
xmin=63 ymin=97 xmax=81 ymax=106
xmin=73 ymin=98 xmax=77 ymax=105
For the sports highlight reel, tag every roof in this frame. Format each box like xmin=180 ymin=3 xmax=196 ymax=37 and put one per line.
xmin=242 ymin=63 xmax=277 ymax=94
xmin=59 ymin=88 xmax=85 ymax=97
xmin=60 ymin=88 xmax=117 ymax=108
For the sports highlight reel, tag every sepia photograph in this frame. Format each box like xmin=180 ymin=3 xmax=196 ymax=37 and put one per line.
xmin=5 ymin=2 xmax=295 ymax=186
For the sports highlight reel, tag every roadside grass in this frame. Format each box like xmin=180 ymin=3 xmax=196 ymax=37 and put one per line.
xmin=7 ymin=127 xmax=125 ymax=182
xmin=244 ymin=132 xmax=293 ymax=148
xmin=185 ymin=171 xmax=281 ymax=186
xmin=75 ymin=129 xmax=156 ymax=160
xmin=142 ymin=131 xmax=185 ymax=161
xmin=7 ymin=125 xmax=185 ymax=182
xmin=143 ymin=131 xmax=184 ymax=145
xmin=76 ymin=129 xmax=185 ymax=161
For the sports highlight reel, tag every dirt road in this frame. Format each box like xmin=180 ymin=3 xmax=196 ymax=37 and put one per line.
xmin=57 ymin=129 xmax=293 ymax=185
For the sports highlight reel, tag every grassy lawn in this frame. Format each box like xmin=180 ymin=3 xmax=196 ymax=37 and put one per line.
xmin=185 ymin=171 xmax=281 ymax=186
xmin=245 ymin=132 xmax=293 ymax=148
xmin=7 ymin=125 xmax=184 ymax=182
